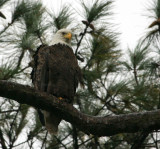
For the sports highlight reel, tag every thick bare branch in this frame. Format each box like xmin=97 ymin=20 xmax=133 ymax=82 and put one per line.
xmin=0 ymin=80 xmax=160 ymax=136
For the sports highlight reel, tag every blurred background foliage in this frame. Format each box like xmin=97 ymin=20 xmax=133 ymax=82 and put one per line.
xmin=0 ymin=0 xmax=160 ymax=148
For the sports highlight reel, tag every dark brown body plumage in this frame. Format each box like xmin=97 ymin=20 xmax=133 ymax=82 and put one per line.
xmin=31 ymin=43 xmax=83 ymax=133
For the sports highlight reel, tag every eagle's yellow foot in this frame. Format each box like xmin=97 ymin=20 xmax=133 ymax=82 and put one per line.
xmin=58 ymin=97 xmax=63 ymax=100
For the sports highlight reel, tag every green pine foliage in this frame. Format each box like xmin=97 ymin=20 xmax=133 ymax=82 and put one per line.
xmin=11 ymin=0 xmax=30 ymax=23
xmin=143 ymin=0 xmax=160 ymax=45
xmin=154 ymin=0 xmax=160 ymax=18
xmin=81 ymin=0 xmax=112 ymax=23
xmin=0 ymin=62 xmax=20 ymax=80
xmin=0 ymin=0 xmax=9 ymax=7
xmin=48 ymin=5 xmax=73 ymax=31
xmin=122 ymin=43 xmax=151 ymax=72
xmin=17 ymin=32 xmax=36 ymax=51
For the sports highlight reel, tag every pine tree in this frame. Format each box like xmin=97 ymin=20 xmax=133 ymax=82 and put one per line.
xmin=0 ymin=0 xmax=160 ymax=149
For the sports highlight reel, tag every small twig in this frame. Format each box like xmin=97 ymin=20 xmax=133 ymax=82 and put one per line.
xmin=72 ymin=125 xmax=78 ymax=149
xmin=41 ymin=131 xmax=48 ymax=149
xmin=0 ymin=109 xmax=18 ymax=114
xmin=16 ymin=51 xmax=25 ymax=69
xmin=151 ymin=132 xmax=158 ymax=149
xmin=13 ymin=128 xmax=44 ymax=148
xmin=58 ymin=140 xmax=73 ymax=148
xmin=9 ymin=105 xmax=21 ymax=134
xmin=0 ymin=128 xmax=7 ymax=149
xmin=94 ymin=136 xmax=100 ymax=149
xmin=9 ymin=105 xmax=21 ymax=149
xmin=76 ymin=55 xmax=84 ymax=62
xmin=54 ymin=136 xmax=68 ymax=149
xmin=0 ymin=22 xmax=13 ymax=36
xmin=13 ymin=140 xmax=29 ymax=148
xmin=75 ymin=25 xmax=89 ymax=55
xmin=133 ymin=56 xmax=139 ymax=86
xmin=131 ymin=131 xmax=150 ymax=149
xmin=36 ymin=31 xmax=44 ymax=45
xmin=17 ymin=66 xmax=30 ymax=74
xmin=79 ymin=136 xmax=94 ymax=147
xmin=52 ymin=132 xmax=72 ymax=148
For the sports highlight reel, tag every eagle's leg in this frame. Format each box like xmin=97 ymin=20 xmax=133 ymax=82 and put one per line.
xmin=37 ymin=109 xmax=45 ymax=126
xmin=42 ymin=111 xmax=61 ymax=134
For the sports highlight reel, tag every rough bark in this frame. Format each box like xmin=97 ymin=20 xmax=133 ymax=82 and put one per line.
xmin=0 ymin=80 xmax=160 ymax=137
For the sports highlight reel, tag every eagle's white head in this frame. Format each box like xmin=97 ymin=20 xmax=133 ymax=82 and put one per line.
xmin=50 ymin=28 xmax=72 ymax=47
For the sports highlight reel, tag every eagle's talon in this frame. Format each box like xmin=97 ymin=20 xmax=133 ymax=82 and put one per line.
xmin=58 ymin=97 xmax=63 ymax=100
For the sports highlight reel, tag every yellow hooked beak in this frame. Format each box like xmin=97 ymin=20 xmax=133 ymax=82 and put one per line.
xmin=64 ymin=32 xmax=72 ymax=40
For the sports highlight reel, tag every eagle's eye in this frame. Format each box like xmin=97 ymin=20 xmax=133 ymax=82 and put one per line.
xmin=62 ymin=32 xmax=66 ymax=35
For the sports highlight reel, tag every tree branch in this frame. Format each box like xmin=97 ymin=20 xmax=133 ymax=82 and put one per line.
xmin=0 ymin=80 xmax=160 ymax=137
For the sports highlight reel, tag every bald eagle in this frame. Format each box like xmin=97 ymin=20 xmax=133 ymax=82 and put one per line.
xmin=31 ymin=29 xmax=83 ymax=134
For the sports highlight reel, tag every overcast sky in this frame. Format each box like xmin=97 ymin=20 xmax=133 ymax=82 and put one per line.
xmin=42 ymin=0 xmax=154 ymax=50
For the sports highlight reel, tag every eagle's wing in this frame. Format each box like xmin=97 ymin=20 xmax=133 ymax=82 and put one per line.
xmin=31 ymin=45 xmax=61 ymax=133
xmin=31 ymin=45 xmax=49 ymax=91
xmin=46 ymin=44 xmax=83 ymax=102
